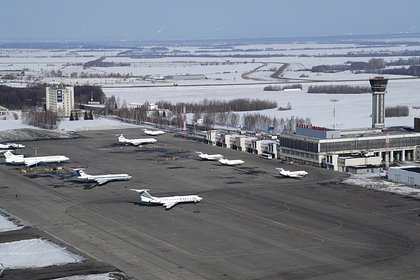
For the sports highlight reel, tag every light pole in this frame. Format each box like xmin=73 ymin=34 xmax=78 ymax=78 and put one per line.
xmin=330 ymin=99 xmax=339 ymax=129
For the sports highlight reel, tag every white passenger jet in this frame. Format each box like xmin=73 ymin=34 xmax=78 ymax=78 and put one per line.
xmin=130 ymin=189 xmax=202 ymax=210
xmin=196 ymin=151 xmax=224 ymax=161
xmin=118 ymin=134 xmax=157 ymax=146
xmin=75 ymin=169 xmax=132 ymax=185
xmin=276 ymin=168 xmax=308 ymax=179
xmin=218 ymin=158 xmax=245 ymax=166
xmin=3 ymin=150 xmax=69 ymax=167
xmin=144 ymin=129 xmax=165 ymax=136
xmin=0 ymin=143 xmax=25 ymax=149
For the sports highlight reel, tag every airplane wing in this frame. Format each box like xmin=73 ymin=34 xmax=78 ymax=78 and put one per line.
xmin=95 ymin=178 xmax=110 ymax=185
xmin=163 ymin=201 xmax=178 ymax=209
xmin=25 ymin=159 xmax=41 ymax=167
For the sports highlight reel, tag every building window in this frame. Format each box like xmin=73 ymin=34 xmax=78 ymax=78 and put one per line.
xmin=408 ymin=177 xmax=415 ymax=186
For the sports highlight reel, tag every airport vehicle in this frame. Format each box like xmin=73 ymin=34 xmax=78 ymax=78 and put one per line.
xmin=144 ymin=129 xmax=165 ymax=136
xmin=3 ymin=150 xmax=69 ymax=167
xmin=218 ymin=158 xmax=245 ymax=166
xmin=118 ymin=135 xmax=157 ymax=146
xmin=0 ymin=143 xmax=25 ymax=149
xmin=260 ymin=153 xmax=273 ymax=160
xmin=196 ymin=151 xmax=224 ymax=161
xmin=130 ymin=189 xmax=202 ymax=210
xmin=276 ymin=167 xmax=308 ymax=178
xmin=75 ymin=169 xmax=132 ymax=185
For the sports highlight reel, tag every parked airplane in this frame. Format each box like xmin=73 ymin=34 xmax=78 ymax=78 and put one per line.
xmin=3 ymin=150 xmax=69 ymax=167
xmin=196 ymin=151 xmax=224 ymax=161
xmin=118 ymin=134 xmax=157 ymax=146
xmin=276 ymin=168 xmax=308 ymax=178
xmin=75 ymin=169 xmax=132 ymax=185
xmin=0 ymin=143 xmax=25 ymax=149
xmin=144 ymin=129 xmax=165 ymax=136
xmin=130 ymin=189 xmax=202 ymax=210
xmin=218 ymin=158 xmax=245 ymax=166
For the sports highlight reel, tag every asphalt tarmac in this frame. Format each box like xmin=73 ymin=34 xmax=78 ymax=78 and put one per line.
xmin=1 ymin=129 xmax=420 ymax=280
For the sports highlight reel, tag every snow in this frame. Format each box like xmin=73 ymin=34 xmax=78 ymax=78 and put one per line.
xmin=58 ymin=117 xmax=139 ymax=131
xmin=0 ymin=210 xmax=24 ymax=232
xmin=0 ymin=119 xmax=38 ymax=132
xmin=104 ymin=78 xmax=420 ymax=130
xmin=342 ymin=173 xmax=420 ymax=199
xmin=53 ymin=272 xmax=124 ymax=280
xmin=0 ymin=238 xmax=84 ymax=269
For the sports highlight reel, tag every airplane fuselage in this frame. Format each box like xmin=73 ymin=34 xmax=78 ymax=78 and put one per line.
xmin=144 ymin=129 xmax=165 ymax=136
xmin=219 ymin=158 xmax=244 ymax=166
xmin=79 ymin=174 xmax=132 ymax=184
xmin=197 ymin=152 xmax=223 ymax=161
xmin=4 ymin=151 xmax=69 ymax=166
xmin=118 ymin=135 xmax=157 ymax=146
xmin=131 ymin=189 xmax=202 ymax=209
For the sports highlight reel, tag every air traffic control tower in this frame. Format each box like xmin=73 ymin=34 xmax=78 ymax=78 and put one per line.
xmin=370 ymin=76 xmax=388 ymax=129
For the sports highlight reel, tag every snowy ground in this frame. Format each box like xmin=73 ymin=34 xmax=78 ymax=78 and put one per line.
xmin=104 ymin=77 xmax=420 ymax=129
xmin=58 ymin=117 xmax=139 ymax=131
xmin=0 ymin=210 xmax=24 ymax=232
xmin=53 ymin=272 xmax=125 ymax=280
xmin=0 ymin=238 xmax=84 ymax=269
xmin=342 ymin=173 xmax=420 ymax=199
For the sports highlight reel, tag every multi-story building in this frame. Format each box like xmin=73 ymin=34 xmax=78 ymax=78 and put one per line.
xmin=46 ymin=85 xmax=74 ymax=117
xmin=279 ymin=124 xmax=420 ymax=172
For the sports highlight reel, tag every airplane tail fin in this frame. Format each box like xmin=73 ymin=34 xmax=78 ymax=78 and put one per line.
xmin=3 ymin=150 xmax=13 ymax=159
xmin=130 ymin=189 xmax=156 ymax=200
xmin=74 ymin=168 xmax=87 ymax=177
xmin=3 ymin=150 xmax=20 ymax=160
xmin=118 ymin=135 xmax=126 ymax=142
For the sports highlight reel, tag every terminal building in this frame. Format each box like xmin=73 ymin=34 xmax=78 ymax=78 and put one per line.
xmin=279 ymin=124 xmax=420 ymax=172
xmin=196 ymin=130 xmax=278 ymax=159
xmin=279 ymin=77 xmax=420 ymax=172
xmin=46 ymin=85 xmax=74 ymax=117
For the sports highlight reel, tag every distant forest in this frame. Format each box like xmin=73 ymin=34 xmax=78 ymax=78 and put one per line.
xmin=310 ymin=57 xmax=420 ymax=76
xmin=155 ymin=98 xmax=278 ymax=113
xmin=307 ymin=85 xmax=371 ymax=94
xmin=385 ymin=105 xmax=409 ymax=117
xmin=0 ymin=85 xmax=106 ymax=110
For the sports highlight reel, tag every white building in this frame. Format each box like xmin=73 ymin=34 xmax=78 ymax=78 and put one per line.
xmin=46 ymin=85 xmax=74 ymax=117
xmin=388 ymin=166 xmax=420 ymax=187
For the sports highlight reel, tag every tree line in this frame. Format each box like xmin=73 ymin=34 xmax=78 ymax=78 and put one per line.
xmin=193 ymin=110 xmax=310 ymax=133
xmin=106 ymin=97 xmax=308 ymax=133
xmin=308 ymin=85 xmax=371 ymax=94
xmin=263 ymin=84 xmax=302 ymax=91
xmin=310 ymin=57 xmax=420 ymax=77
xmin=385 ymin=105 xmax=409 ymax=117
xmin=23 ymin=110 xmax=59 ymax=129
xmin=0 ymin=85 xmax=106 ymax=110
xmin=155 ymin=98 xmax=277 ymax=114
xmin=311 ymin=58 xmax=387 ymax=73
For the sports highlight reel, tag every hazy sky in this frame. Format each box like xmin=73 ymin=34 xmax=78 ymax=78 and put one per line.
xmin=1 ymin=0 xmax=420 ymax=42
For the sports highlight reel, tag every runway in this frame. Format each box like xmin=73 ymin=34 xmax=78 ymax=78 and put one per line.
xmin=1 ymin=129 xmax=420 ymax=279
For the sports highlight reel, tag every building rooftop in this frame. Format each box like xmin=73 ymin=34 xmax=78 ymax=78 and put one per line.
xmin=401 ymin=167 xmax=420 ymax=174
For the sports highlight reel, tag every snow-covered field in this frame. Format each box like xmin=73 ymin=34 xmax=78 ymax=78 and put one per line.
xmin=343 ymin=173 xmax=420 ymax=199
xmin=53 ymin=272 xmax=125 ymax=280
xmin=0 ymin=238 xmax=84 ymax=269
xmin=58 ymin=117 xmax=139 ymax=131
xmin=0 ymin=210 xmax=24 ymax=232
xmin=104 ymin=77 xmax=420 ymax=129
